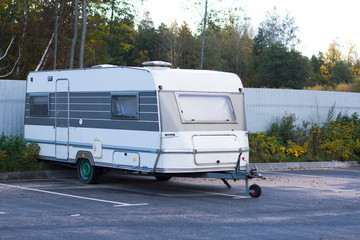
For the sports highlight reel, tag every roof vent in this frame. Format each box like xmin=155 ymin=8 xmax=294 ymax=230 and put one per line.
xmin=142 ymin=61 xmax=171 ymax=68
xmin=91 ymin=64 xmax=119 ymax=68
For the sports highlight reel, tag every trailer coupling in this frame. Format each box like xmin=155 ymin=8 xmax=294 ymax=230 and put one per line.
xmin=218 ymin=153 xmax=264 ymax=198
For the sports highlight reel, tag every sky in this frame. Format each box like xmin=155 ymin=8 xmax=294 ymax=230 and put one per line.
xmin=139 ymin=0 xmax=360 ymax=58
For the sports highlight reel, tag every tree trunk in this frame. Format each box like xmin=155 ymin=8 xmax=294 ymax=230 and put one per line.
xmin=79 ymin=0 xmax=87 ymax=68
xmin=69 ymin=0 xmax=78 ymax=69
xmin=107 ymin=0 xmax=114 ymax=64
xmin=35 ymin=33 xmax=55 ymax=71
xmin=16 ymin=0 xmax=28 ymax=77
xmin=53 ymin=0 xmax=58 ymax=70
xmin=200 ymin=0 xmax=207 ymax=69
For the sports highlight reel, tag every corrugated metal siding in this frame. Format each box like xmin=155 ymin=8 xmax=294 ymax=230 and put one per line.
xmin=1 ymin=81 xmax=360 ymax=135
xmin=245 ymin=88 xmax=360 ymax=132
xmin=0 ymin=80 xmax=26 ymax=136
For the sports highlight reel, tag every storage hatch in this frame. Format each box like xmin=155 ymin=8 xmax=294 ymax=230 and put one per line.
xmin=192 ymin=135 xmax=240 ymax=165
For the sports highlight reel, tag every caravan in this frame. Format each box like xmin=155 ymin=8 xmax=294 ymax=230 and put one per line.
xmin=25 ymin=61 xmax=262 ymax=197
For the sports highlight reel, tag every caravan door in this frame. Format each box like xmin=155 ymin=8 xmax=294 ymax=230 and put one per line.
xmin=55 ymin=79 xmax=70 ymax=160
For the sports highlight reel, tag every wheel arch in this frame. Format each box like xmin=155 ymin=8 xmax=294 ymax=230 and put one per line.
xmin=75 ymin=151 xmax=95 ymax=166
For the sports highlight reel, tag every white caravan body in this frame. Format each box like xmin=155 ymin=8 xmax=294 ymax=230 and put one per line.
xmin=25 ymin=63 xmax=249 ymax=174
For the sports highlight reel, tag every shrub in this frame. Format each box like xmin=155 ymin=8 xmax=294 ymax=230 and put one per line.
xmin=268 ymin=113 xmax=297 ymax=145
xmin=304 ymin=85 xmax=325 ymax=91
xmin=0 ymin=133 xmax=47 ymax=172
xmin=249 ymin=112 xmax=360 ymax=163
xmin=335 ymin=83 xmax=352 ymax=92
xmin=320 ymin=113 xmax=360 ymax=160
xmin=352 ymin=77 xmax=360 ymax=92
xmin=249 ymin=132 xmax=285 ymax=163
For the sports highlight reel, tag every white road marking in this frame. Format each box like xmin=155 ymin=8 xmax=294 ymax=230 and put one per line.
xmin=71 ymin=214 xmax=80 ymax=217
xmin=262 ymin=171 xmax=360 ymax=182
xmin=0 ymin=212 xmax=6 ymax=214
xmin=113 ymin=203 xmax=154 ymax=207
xmin=153 ymin=184 xmax=250 ymax=199
xmin=183 ymin=189 xmax=250 ymax=199
xmin=0 ymin=183 xmax=148 ymax=207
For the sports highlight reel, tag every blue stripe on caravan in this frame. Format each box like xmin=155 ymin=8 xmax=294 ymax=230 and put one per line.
xmin=25 ymin=139 xmax=54 ymax=144
xmin=26 ymin=139 xmax=158 ymax=153
xmin=102 ymin=145 xmax=158 ymax=153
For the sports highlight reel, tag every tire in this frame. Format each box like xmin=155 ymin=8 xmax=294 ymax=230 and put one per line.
xmin=154 ymin=176 xmax=172 ymax=181
xmin=77 ymin=158 xmax=101 ymax=184
xmin=248 ymin=184 xmax=262 ymax=198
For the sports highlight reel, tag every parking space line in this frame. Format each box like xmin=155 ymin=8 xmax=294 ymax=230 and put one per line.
xmin=182 ymin=188 xmax=249 ymax=199
xmin=0 ymin=183 xmax=148 ymax=207
xmin=152 ymin=184 xmax=250 ymax=199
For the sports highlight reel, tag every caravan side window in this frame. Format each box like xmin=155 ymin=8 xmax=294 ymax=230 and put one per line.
xmin=111 ymin=93 xmax=139 ymax=119
xmin=29 ymin=94 xmax=50 ymax=116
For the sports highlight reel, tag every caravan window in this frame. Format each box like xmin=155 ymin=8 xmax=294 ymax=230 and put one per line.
xmin=176 ymin=93 xmax=236 ymax=123
xmin=29 ymin=95 xmax=49 ymax=116
xmin=111 ymin=94 xmax=139 ymax=119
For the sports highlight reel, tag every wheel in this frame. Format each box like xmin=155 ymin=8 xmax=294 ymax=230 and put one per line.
xmin=154 ymin=176 xmax=172 ymax=181
xmin=77 ymin=158 xmax=101 ymax=184
xmin=248 ymin=184 xmax=262 ymax=198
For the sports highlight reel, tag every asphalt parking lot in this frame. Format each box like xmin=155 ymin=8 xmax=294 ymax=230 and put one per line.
xmin=1 ymin=167 xmax=359 ymax=240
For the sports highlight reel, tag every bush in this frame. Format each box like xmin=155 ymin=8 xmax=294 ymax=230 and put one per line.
xmin=249 ymin=112 xmax=360 ymax=163
xmin=249 ymin=132 xmax=285 ymax=163
xmin=320 ymin=113 xmax=360 ymax=161
xmin=268 ymin=113 xmax=297 ymax=145
xmin=352 ymin=77 xmax=360 ymax=92
xmin=0 ymin=133 xmax=49 ymax=172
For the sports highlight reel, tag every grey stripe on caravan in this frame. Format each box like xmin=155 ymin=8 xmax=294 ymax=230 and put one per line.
xmin=25 ymin=103 xmax=158 ymax=113
xmin=69 ymin=119 xmax=159 ymax=131
xmin=26 ymin=91 xmax=157 ymax=98
xmin=26 ymin=139 xmax=158 ymax=153
xmin=24 ymin=111 xmax=159 ymax=122
xmin=42 ymin=96 xmax=157 ymax=105
xmin=24 ymin=118 xmax=160 ymax=131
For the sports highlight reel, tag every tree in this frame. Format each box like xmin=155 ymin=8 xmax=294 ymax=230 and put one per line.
xmin=53 ymin=0 xmax=58 ymax=69
xmin=78 ymin=0 xmax=87 ymax=68
xmin=0 ymin=36 xmax=20 ymax=78
xmin=319 ymin=42 xmax=342 ymax=86
xmin=199 ymin=0 xmax=208 ymax=69
xmin=257 ymin=7 xmax=300 ymax=49
xmin=253 ymin=7 xmax=300 ymax=87
xmin=178 ymin=22 xmax=198 ymax=69
xmin=331 ymin=61 xmax=355 ymax=85
xmin=344 ymin=42 xmax=360 ymax=78
xmin=185 ymin=0 xmax=229 ymax=69
xmin=0 ymin=0 xmax=34 ymax=78
xmin=132 ymin=11 xmax=158 ymax=65
xmin=220 ymin=12 xmax=254 ymax=85
xmin=69 ymin=0 xmax=78 ymax=69
xmin=103 ymin=0 xmax=135 ymax=64
xmin=310 ymin=53 xmax=326 ymax=86
xmin=202 ymin=19 xmax=222 ymax=70
xmin=155 ymin=23 xmax=170 ymax=62
xmin=105 ymin=17 xmax=135 ymax=65
xmin=256 ymin=42 xmax=311 ymax=89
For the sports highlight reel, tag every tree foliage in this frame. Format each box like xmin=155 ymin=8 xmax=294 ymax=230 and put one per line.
xmin=256 ymin=7 xmax=300 ymax=50
xmin=0 ymin=1 xmax=359 ymax=94
xmin=256 ymin=42 xmax=311 ymax=89
xmin=318 ymin=42 xmax=359 ymax=87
